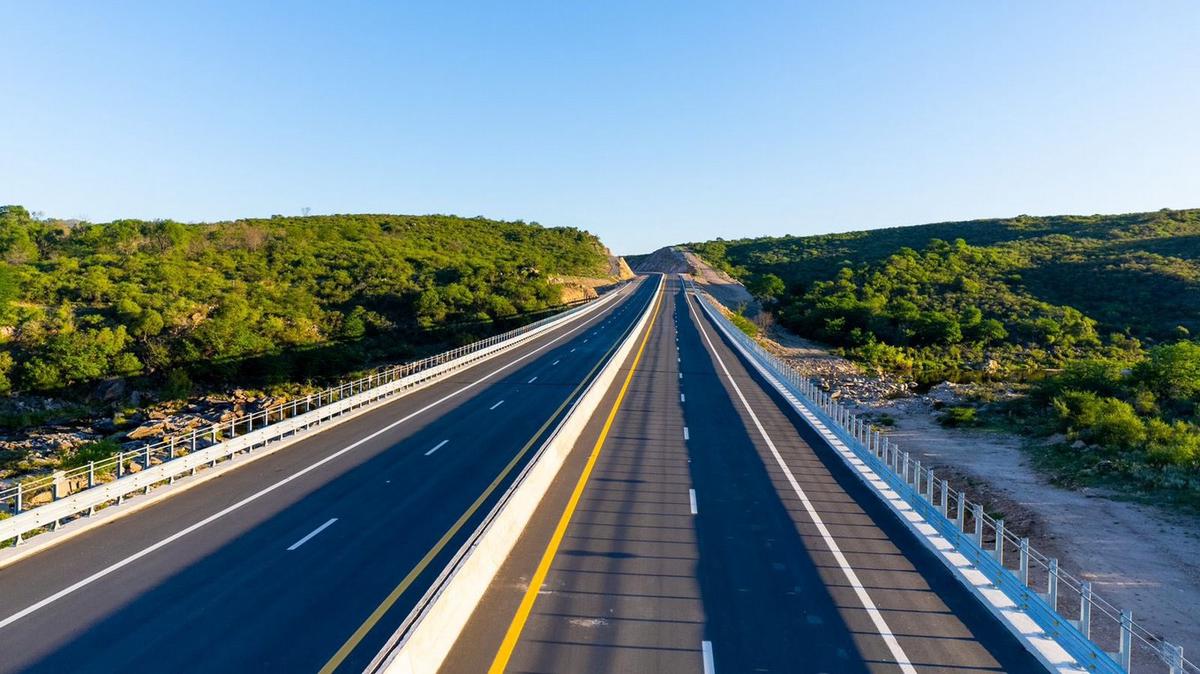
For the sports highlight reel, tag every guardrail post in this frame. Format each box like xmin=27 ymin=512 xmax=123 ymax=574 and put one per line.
xmin=169 ymin=438 xmax=176 ymax=484
xmin=15 ymin=481 xmax=22 ymax=514
xmin=939 ymin=478 xmax=948 ymax=516
xmin=117 ymin=450 xmax=125 ymax=504
xmin=913 ymin=459 xmax=922 ymax=494
xmin=87 ymin=460 xmax=97 ymax=515
xmin=1079 ymin=581 xmax=1092 ymax=639
xmin=143 ymin=445 xmax=152 ymax=494
xmin=973 ymin=504 xmax=984 ymax=546
xmin=1019 ymin=537 xmax=1030 ymax=586
xmin=1164 ymin=641 xmax=1183 ymax=674
xmin=902 ymin=452 xmax=910 ymax=484
xmin=994 ymin=518 xmax=1005 ymax=564
xmin=925 ymin=469 xmax=935 ymax=502
xmin=1046 ymin=558 xmax=1059 ymax=611
xmin=1119 ymin=609 xmax=1132 ymax=671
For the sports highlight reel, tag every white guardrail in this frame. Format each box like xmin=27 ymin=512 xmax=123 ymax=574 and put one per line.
xmin=688 ymin=279 xmax=1192 ymax=674
xmin=0 ymin=284 xmax=632 ymax=548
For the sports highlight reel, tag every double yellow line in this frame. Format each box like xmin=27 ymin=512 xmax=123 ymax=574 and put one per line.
xmin=320 ymin=279 xmax=660 ymax=674
xmin=488 ymin=279 xmax=664 ymax=672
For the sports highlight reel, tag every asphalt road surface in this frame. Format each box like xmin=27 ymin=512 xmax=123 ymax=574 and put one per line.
xmin=0 ymin=277 xmax=657 ymax=674
xmin=445 ymin=276 xmax=1045 ymax=673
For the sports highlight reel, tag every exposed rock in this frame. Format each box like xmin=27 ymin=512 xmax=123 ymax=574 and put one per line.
xmin=94 ymin=378 xmax=126 ymax=402
xmin=127 ymin=423 xmax=166 ymax=441
xmin=0 ymin=429 xmax=99 ymax=462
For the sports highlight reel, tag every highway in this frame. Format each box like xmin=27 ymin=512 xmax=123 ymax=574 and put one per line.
xmin=0 ymin=278 xmax=657 ymax=673
xmin=444 ymin=276 xmax=1046 ymax=673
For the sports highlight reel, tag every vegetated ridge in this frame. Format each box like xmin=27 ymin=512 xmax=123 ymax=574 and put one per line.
xmin=684 ymin=208 xmax=1200 ymax=501
xmin=0 ymin=205 xmax=623 ymax=420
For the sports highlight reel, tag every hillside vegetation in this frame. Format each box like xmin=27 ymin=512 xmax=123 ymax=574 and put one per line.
xmin=0 ymin=205 xmax=612 ymax=408
xmin=688 ymin=209 xmax=1200 ymax=497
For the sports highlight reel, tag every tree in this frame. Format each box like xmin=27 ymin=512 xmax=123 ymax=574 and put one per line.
xmin=747 ymin=273 xmax=785 ymax=302
xmin=1135 ymin=341 xmax=1200 ymax=403
xmin=0 ymin=205 xmax=38 ymax=263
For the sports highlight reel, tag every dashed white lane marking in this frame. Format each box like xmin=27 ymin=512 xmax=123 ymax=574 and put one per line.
xmin=688 ymin=294 xmax=917 ymax=674
xmin=679 ymin=372 xmax=683 ymax=379
xmin=683 ymin=427 xmax=690 ymax=441
xmin=489 ymin=400 xmax=505 ymax=410
xmin=287 ymin=518 xmax=338 ymax=551
xmin=570 ymin=348 xmax=575 ymax=352
xmin=552 ymin=360 xmax=560 ymax=366
xmin=584 ymin=339 xmax=588 ymax=343
xmin=425 ymin=439 xmax=449 ymax=456
xmin=528 ymin=376 xmax=538 ymax=384
xmin=689 ymin=489 xmax=698 ymax=515
xmin=681 ymin=393 xmax=686 ymax=403
xmin=702 ymin=640 xmax=715 ymax=674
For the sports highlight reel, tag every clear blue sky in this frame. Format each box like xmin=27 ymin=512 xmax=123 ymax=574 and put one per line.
xmin=3 ymin=2 xmax=1197 ymax=254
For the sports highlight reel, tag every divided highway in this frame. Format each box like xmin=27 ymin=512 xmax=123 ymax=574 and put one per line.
xmin=445 ymin=276 xmax=1046 ymax=673
xmin=0 ymin=278 xmax=657 ymax=673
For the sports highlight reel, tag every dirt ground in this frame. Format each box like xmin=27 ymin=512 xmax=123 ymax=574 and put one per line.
xmin=675 ymin=250 xmax=1200 ymax=662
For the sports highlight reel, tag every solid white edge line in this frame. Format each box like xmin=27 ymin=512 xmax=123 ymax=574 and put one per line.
xmin=425 ymin=440 xmax=449 ymax=456
xmin=489 ymin=400 xmax=505 ymax=410
xmin=702 ymin=640 xmax=715 ymax=674
xmin=697 ymin=295 xmax=1090 ymax=674
xmin=287 ymin=517 xmax=338 ymax=551
xmin=686 ymin=292 xmax=917 ymax=674
xmin=0 ymin=280 xmax=648 ymax=632
xmin=689 ymin=489 xmax=698 ymax=515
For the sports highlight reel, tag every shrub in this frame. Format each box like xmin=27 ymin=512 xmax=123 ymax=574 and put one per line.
xmin=939 ymin=406 xmax=978 ymax=427
xmin=728 ymin=311 xmax=758 ymax=337
xmin=1144 ymin=419 xmax=1200 ymax=466
xmin=1052 ymin=390 xmax=1146 ymax=449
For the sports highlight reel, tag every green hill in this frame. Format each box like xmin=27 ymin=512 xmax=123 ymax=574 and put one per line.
xmin=690 ymin=208 xmax=1200 ymax=378
xmin=0 ymin=206 xmax=612 ymax=400
xmin=688 ymin=209 xmax=1200 ymax=495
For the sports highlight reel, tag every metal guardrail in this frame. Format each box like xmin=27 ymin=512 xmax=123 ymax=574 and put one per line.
xmin=688 ymin=280 xmax=1192 ymax=674
xmin=0 ymin=285 xmax=629 ymax=547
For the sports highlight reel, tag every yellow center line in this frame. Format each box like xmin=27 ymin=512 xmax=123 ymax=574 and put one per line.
xmin=318 ymin=283 xmax=654 ymax=674
xmin=488 ymin=278 xmax=664 ymax=673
